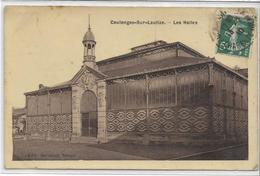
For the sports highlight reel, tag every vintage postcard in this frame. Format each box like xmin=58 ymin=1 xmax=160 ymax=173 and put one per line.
xmin=4 ymin=6 xmax=258 ymax=170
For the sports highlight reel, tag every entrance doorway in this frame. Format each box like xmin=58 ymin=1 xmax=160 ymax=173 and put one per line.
xmin=80 ymin=91 xmax=97 ymax=137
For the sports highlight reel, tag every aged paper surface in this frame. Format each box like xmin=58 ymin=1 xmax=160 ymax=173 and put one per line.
xmin=4 ymin=6 xmax=258 ymax=170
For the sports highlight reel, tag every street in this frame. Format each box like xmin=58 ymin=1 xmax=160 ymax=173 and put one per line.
xmin=13 ymin=139 xmax=248 ymax=160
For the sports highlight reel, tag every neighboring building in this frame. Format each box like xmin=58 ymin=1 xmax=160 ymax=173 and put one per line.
xmin=22 ymin=23 xmax=248 ymax=144
xmin=12 ymin=107 xmax=26 ymax=136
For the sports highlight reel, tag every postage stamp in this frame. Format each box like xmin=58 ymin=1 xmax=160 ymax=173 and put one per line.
xmin=217 ymin=13 xmax=255 ymax=57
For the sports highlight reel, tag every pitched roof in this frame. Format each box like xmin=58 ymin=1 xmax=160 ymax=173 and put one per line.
xmin=212 ymin=60 xmax=248 ymax=80
xmin=97 ymin=41 xmax=206 ymax=65
xmin=24 ymin=40 xmax=247 ymax=96
xmin=103 ymin=57 xmax=211 ymax=79
xmin=24 ymin=81 xmax=71 ymax=95
xmin=130 ymin=40 xmax=167 ymax=52
xmin=236 ymin=68 xmax=248 ymax=77
xmin=24 ymin=65 xmax=106 ymax=95
xmin=12 ymin=107 xmax=26 ymax=117
xmin=103 ymin=57 xmax=247 ymax=81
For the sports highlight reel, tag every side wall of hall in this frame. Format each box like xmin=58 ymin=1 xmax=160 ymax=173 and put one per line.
xmin=211 ymin=64 xmax=248 ymax=142
xmin=26 ymin=88 xmax=72 ymax=141
xmin=105 ymin=63 xmax=212 ymax=143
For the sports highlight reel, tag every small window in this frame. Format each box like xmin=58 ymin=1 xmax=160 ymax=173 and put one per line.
xmin=88 ymin=44 xmax=91 ymax=49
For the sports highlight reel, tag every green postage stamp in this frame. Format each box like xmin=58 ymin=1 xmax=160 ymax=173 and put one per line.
xmin=217 ymin=13 xmax=254 ymax=58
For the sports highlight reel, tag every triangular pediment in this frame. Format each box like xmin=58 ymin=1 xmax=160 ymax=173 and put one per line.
xmin=71 ymin=65 xmax=106 ymax=85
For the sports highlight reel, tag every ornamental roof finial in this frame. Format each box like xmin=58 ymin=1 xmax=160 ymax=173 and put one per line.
xmin=88 ymin=14 xmax=91 ymax=30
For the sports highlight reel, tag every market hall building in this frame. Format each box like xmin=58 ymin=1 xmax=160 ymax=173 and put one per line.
xmin=23 ymin=25 xmax=248 ymax=144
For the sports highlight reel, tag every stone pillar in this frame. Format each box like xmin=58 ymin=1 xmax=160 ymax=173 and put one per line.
xmin=71 ymin=85 xmax=84 ymax=138
xmin=97 ymin=80 xmax=107 ymax=143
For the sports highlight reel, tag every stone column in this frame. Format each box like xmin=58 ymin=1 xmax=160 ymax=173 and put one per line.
xmin=97 ymin=80 xmax=107 ymax=143
xmin=71 ymin=85 xmax=83 ymax=138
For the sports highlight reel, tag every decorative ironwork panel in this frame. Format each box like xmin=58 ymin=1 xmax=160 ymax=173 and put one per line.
xmin=107 ymin=105 xmax=209 ymax=134
xmin=149 ymin=108 xmax=177 ymax=133
xmin=177 ymin=106 xmax=209 ymax=133
xmin=237 ymin=110 xmax=248 ymax=138
xmin=27 ymin=114 xmax=72 ymax=140
xmin=107 ymin=109 xmax=147 ymax=132
xmin=212 ymin=105 xmax=248 ymax=140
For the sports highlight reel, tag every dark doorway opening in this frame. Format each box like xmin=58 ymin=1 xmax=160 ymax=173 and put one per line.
xmin=80 ymin=90 xmax=98 ymax=137
xmin=81 ymin=112 xmax=97 ymax=137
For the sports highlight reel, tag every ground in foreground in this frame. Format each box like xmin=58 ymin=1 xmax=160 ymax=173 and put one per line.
xmin=13 ymin=139 xmax=248 ymax=160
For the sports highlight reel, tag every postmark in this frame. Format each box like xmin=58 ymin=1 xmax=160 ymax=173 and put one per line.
xmin=217 ymin=13 xmax=254 ymax=57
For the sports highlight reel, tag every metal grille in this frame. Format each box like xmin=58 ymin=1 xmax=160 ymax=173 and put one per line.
xmin=26 ymin=114 xmax=72 ymax=140
xmin=107 ymin=105 xmax=209 ymax=134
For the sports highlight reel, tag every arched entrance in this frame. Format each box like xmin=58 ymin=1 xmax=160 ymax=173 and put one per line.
xmin=80 ymin=90 xmax=97 ymax=137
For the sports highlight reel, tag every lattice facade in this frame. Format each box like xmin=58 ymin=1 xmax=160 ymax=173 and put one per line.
xmin=107 ymin=105 xmax=209 ymax=134
xmin=212 ymin=105 xmax=248 ymax=140
xmin=26 ymin=114 xmax=72 ymax=141
xmin=105 ymin=62 xmax=248 ymax=142
xmin=211 ymin=65 xmax=248 ymax=141
xmin=212 ymin=106 xmax=225 ymax=135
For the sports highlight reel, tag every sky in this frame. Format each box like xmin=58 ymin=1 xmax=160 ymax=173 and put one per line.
xmin=4 ymin=6 xmax=256 ymax=108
